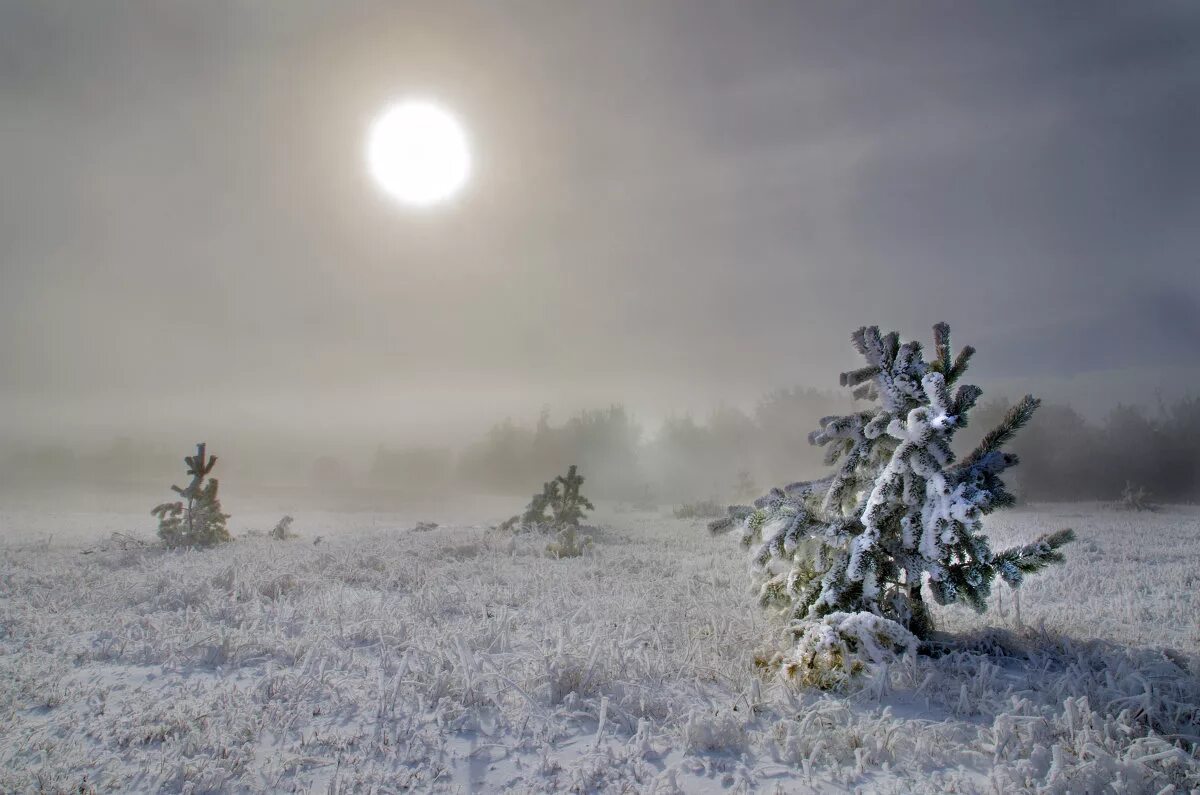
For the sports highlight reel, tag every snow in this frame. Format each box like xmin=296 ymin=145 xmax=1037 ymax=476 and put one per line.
xmin=1 ymin=502 xmax=1198 ymax=793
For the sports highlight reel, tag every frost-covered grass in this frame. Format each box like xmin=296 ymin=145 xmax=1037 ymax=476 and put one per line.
xmin=1 ymin=502 xmax=1198 ymax=793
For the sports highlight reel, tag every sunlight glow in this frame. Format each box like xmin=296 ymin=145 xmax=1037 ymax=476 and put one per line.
xmin=367 ymin=100 xmax=471 ymax=207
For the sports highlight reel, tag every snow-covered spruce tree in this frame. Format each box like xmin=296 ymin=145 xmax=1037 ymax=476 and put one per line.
xmin=710 ymin=323 xmax=1074 ymax=641
xmin=152 ymin=442 xmax=231 ymax=549
xmin=500 ymin=465 xmax=594 ymax=532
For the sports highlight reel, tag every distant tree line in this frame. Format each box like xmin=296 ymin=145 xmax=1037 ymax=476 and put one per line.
xmin=458 ymin=391 xmax=1200 ymax=504
xmin=458 ymin=406 xmax=644 ymax=499
xmin=457 ymin=389 xmax=852 ymax=502
xmin=2 ymin=392 xmax=1196 ymax=505
xmin=0 ymin=436 xmax=178 ymax=489
xmin=961 ymin=395 xmax=1200 ymax=503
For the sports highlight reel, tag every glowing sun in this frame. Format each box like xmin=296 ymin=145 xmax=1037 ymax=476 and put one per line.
xmin=367 ymin=100 xmax=471 ymax=207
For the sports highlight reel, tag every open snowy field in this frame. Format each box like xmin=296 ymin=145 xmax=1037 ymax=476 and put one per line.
xmin=1 ymin=502 xmax=1198 ymax=793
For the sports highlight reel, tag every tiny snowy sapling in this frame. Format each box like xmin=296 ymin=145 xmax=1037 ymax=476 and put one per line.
xmin=711 ymin=323 xmax=1073 ymax=641
xmin=1118 ymin=481 xmax=1159 ymax=512
xmin=500 ymin=464 xmax=595 ymax=532
xmin=153 ymin=442 xmax=231 ymax=548
xmin=270 ymin=515 xmax=297 ymax=540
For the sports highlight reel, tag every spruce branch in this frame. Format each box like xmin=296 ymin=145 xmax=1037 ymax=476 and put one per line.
xmin=931 ymin=322 xmax=952 ymax=374
xmin=946 ymin=345 xmax=976 ymax=385
xmin=950 ymin=384 xmax=983 ymax=420
xmin=961 ymin=395 xmax=1040 ymax=469
xmin=841 ymin=365 xmax=880 ymax=388
xmin=994 ymin=529 xmax=1076 ymax=586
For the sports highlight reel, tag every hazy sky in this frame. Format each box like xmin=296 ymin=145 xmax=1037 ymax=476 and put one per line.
xmin=2 ymin=1 xmax=1198 ymax=445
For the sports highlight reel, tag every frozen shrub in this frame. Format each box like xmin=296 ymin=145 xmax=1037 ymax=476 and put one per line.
xmin=545 ymin=525 xmax=592 ymax=558
xmin=712 ymin=323 xmax=1073 ymax=641
xmin=781 ymin=611 xmax=917 ymax=690
xmin=673 ymin=499 xmax=724 ymax=520
xmin=152 ymin=442 xmax=231 ymax=549
xmin=683 ymin=709 xmax=749 ymax=754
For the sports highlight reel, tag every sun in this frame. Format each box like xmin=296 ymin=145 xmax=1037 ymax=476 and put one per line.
xmin=366 ymin=100 xmax=471 ymax=207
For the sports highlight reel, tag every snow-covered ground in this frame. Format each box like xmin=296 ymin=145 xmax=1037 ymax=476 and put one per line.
xmin=1 ymin=501 xmax=1198 ymax=793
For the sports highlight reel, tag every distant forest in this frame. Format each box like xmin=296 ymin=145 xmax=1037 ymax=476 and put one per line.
xmin=451 ymin=391 xmax=1200 ymax=505
xmin=2 ymin=390 xmax=1197 ymax=506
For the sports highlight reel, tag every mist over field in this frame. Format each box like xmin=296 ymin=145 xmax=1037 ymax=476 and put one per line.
xmin=2 ymin=1 xmax=1198 ymax=498
xmin=2 ymin=2 xmax=1199 ymax=793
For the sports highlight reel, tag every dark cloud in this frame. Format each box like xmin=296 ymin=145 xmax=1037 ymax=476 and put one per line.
xmin=1 ymin=0 xmax=1197 ymax=444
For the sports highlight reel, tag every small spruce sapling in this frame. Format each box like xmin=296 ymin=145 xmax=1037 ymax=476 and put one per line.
xmin=270 ymin=515 xmax=296 ymax=540
xmin=153 ymin=442 xmax=231 ymax=549
xmin=1118 ymin=481 xmax=1159 ymax=512
xmin=501 ymin=465 xmax=595 ymax=532
xmin=711 ymin=323 xmax=1074 ymax=642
